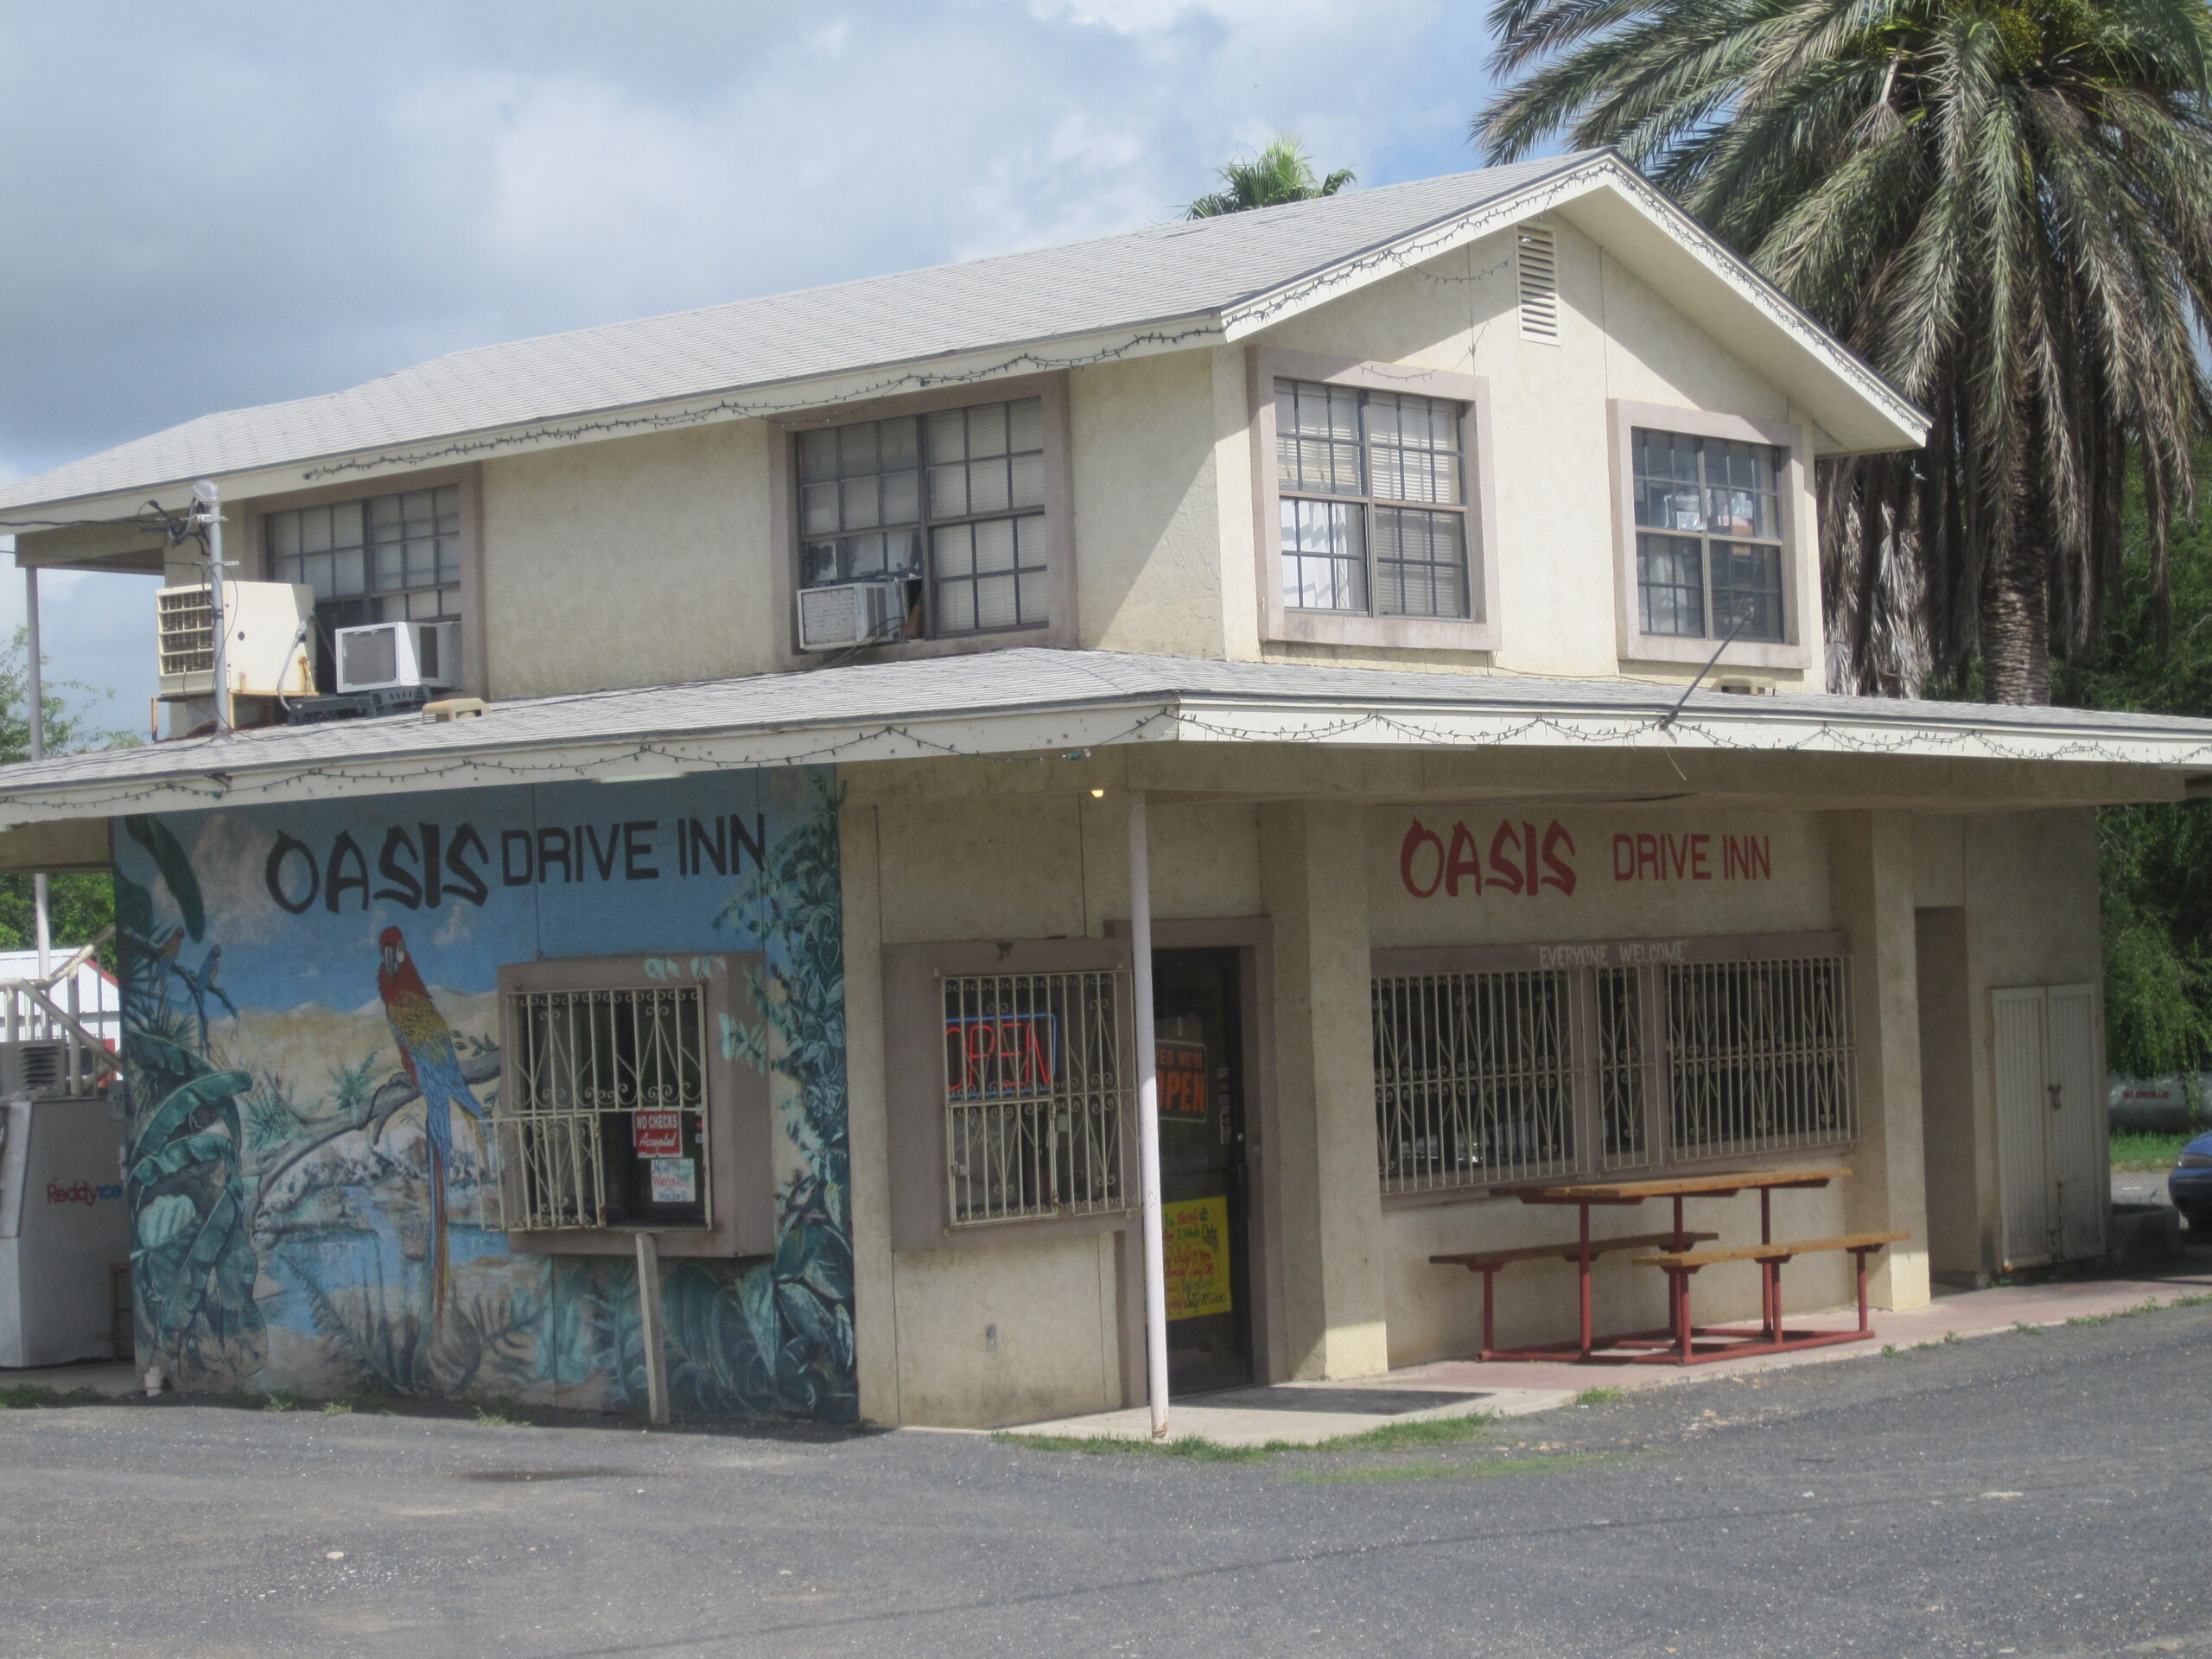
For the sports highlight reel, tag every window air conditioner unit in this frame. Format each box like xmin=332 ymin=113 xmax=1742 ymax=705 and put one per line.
xmin=797 ymin=581 xmax=905 ymax=652
xmin=335 ymin=620 xmax=461 ymax=694
xmin=156 ymin=581 xmax=315 ymax=700
xmin=0 ymin=1039 xmax=69 ymax=1099
xmin=1714 ymin=677 xmax=1777 ymax=696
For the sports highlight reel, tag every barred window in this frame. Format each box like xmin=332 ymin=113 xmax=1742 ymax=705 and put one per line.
xmin=942 ymin=969 xmax=1128 ymax=1225
xmin=1631 ymin=429 xmax=1786 ymax=642
xmin=267 ymin=485 xmax=462 ymax=691
xmin=1276 ymin=378 xmax=1471 ymax=620
xmin=798 ymin=396 xmax=1048 ymax=638
xmin=500 ymin=982 xmax=712 ymax=1232
xmin=1374 ymin=939 xmax=1853 ymax=1195
xmin=1667 ymin=957 xmax=1854 ymax=1160
xmin=1373 ymin=970 xmax=1578 ymax=1194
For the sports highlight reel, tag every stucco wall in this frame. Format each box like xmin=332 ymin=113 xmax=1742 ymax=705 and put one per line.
xmin=1956 ymin=810 xmax=2105 ymax=1275
xmin=479 ymin=421 xmax=774 ymax=699
xmin=1249 ymin=221 xmax=1826 ymax=685
xmin=842 ymin=772 xmax=1924 ymax=1419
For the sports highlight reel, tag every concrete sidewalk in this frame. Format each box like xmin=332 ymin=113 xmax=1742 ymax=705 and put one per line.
xmin=1009 ymin=1254 xmax=2212 ymax=1446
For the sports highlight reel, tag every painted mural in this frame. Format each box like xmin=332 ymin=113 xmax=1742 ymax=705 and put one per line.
xmin=113 ymin=768 xmax=855 ymax=1422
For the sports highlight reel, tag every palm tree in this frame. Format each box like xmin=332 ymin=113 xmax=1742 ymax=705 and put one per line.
xmin=1186 ymin=137 xmax=1356 ymax=219
xmin=1477 ymin=0 xmax=2212 ymax=704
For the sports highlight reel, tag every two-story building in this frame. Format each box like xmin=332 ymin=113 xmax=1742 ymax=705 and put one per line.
xmin=3 ymin=149 xmax=2208 ymax=1427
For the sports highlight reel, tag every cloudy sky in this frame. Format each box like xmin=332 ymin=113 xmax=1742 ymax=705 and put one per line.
xmin=0 ymin=2 xmax=1510 ymax=734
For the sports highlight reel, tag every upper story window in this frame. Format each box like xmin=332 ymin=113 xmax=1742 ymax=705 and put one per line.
xmin=266 ymin=486 xmax=461 ymax=689
xmin=1276 ymin=378 xmax=1470 ymax=619
xmin=798 ymin=396 xmax=1048 ymax=639
xmin=1630 ymin=430 xmax=1785 ymax=643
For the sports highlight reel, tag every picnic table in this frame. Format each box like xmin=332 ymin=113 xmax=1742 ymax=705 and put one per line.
xmin=1430 ymin=1166 xmax=1905 ymax=1365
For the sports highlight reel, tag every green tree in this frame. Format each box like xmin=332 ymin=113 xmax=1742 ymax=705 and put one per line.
xmin=0 ymin=630 xmax=124 ymax=954
xmin=1477 ymin=0 xmax=2212 ymax=704
xmin=2058 ymin=446 xmax=2212 ymax=1077
xmin=1186 ymin=136 xmax=1355 ymax=219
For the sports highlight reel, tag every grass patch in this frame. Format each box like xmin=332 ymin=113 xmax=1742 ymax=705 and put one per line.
xmin=1572 ymin=1387 xmax=1626 ymax=1408
xmin=473 ymin=1405 xmax=528 ymax=1428
xmin=994 ymin=1431 xmax=1276 ymax=1462
xmin=2012 ymin=1321 xmax=2047 ymax=1336
xmin=995 ymin=1412 xmax=1492 ymax=1463
xmin=0 ymin=1384 xmax=105 ymax=1409
xmin=320 ymin=1400 xmax=353 ymax=1415
xmin=2112 ymin=1131 xmax=2196 ymax=1173
xmin=1286 ymin=1452 xmax=1613 ymax=1486
xmin=261 ymin=1390 xmax=301 ymax=1413
xmin=1313 ymin=1413 xmax=1494 ymax=1452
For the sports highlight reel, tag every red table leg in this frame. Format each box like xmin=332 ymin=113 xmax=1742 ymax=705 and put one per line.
xmin=1853 ymin=1248 xmax=1872 ymax=1334
xmin=1675 ymin=1268 xmax=1694 ymax=1363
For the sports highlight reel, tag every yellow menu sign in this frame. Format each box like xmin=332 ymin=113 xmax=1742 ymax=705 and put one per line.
xmin=1163 ymin=1194 xmax=1233 ymax=1321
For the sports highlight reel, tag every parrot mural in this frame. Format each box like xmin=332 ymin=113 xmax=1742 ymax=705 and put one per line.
xmin=376 ymin=925 xmax=484 ymax=1320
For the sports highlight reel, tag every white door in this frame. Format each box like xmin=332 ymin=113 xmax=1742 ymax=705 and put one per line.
xmin=2048 ymin=985 xmax=2107 ymax=1262
xmin=1993 ymin=984 xmax=2107 ymax=1269
xmin=1993 ymin=988 xmax=2056 ymax=1268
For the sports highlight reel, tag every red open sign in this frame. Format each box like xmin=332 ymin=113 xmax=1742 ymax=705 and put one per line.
xmin=1157 ymin=1040 xmax=1208 ymax=1118
xmin=945 ymin=1013 xmax=1060 ymax=1099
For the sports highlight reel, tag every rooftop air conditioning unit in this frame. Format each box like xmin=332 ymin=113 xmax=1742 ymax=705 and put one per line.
xmin=335 ymin=620 xmax=461 ymax=694
xmin=797 ymin=581 xmax=905 ymax=652
xmin=0 ymin=1040 xmax=69 ymax=1099
xmin=156 ymin=582 xmax=315 ymax=700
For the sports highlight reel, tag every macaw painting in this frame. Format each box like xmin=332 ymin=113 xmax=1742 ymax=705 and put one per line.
xmin=113 ymin=768 xmax=855 ymax=1422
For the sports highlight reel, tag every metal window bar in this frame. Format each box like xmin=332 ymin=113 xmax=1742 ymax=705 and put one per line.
xmin=942 ymin=969 xmax=1129 ymax=1225
xmin=1665 ymin=955 xmax=1854 ymax=1161
xmin=499 ymin=984 xmax=709 ymax=1231
xmin=1373 ymin=969 xmax=1578 ymax=1194
xmin=1595 ymin=965 xmax=1647 ymax=1167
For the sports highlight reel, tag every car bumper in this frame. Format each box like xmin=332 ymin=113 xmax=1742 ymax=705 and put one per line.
xmin=2167 ymin=1170 xmax=2212 ymax=1217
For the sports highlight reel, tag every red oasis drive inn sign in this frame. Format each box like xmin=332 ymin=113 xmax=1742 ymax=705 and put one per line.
xmin=1399 ymin=815 xmax=1776 ymax=899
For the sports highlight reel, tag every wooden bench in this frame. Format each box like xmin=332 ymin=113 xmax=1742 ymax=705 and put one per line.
xmin=1632 ymin=1230 xmax=1910 ymax=1363
xmin=1432 ymin=1231 xmax=1718 ymax=1360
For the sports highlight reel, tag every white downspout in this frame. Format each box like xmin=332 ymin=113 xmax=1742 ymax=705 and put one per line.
xmin=1128 ymin=791 xmax=1169 ymax=1438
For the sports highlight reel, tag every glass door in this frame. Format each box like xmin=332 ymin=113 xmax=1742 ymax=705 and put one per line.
xmin=1154 ymin=947 xmax=1252 ymax=1394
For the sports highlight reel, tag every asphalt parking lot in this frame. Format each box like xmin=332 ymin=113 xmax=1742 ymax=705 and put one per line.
xmin=4 ymin=1298 xmax=2210 ymax=1659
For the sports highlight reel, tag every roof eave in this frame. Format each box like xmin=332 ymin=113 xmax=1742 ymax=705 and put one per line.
xmin=1219 ymin=151 xmax=1926 ymax=458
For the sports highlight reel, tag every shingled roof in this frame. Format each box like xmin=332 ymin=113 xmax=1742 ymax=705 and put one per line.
xmin=2 ymin=150 xmax=1922 ymax=520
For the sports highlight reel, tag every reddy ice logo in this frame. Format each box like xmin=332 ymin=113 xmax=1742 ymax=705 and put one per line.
xmin=46 ymin=1180 xmax=122 ymax=1206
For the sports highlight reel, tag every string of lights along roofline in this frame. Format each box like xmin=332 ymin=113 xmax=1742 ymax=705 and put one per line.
xmin=6 ymin=702 xmax=2205 ymax=819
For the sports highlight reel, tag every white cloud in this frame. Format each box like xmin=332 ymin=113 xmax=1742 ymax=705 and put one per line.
xmin=0 ymin=2 xmax=1503 ymax=716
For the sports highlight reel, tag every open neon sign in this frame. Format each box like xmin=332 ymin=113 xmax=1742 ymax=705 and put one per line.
xmin=945 ymin=1013 xmax=1061 ymax=1099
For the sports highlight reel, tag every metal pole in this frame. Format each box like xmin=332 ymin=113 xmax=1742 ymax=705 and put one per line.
xmin=1128 ymin=792 xmax=1169 ymax=1439
xmin=23 ymin=565 xmax=48 ymax=976
xmin=193 ymin=480 xmax=231 ymax=736
xmin=634 ymin=1230 xmax=670 ymax=1427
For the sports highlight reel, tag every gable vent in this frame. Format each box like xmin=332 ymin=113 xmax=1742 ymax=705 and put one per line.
xmin=1516 ymin=222 xmax=1560 ymax=344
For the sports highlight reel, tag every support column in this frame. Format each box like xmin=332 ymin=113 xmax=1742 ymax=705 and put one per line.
xmin=1260 ymin=801 xmax=1388 ymax=1379
xmin=839 ymin=801 xmax=901 ymax=1425
xmin=1829 ymin=810 xmax=1931 ymax=1311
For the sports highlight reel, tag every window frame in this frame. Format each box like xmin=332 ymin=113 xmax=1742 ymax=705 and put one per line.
xmin=238 ymin=467 xmax=488 ymax=700
xmin=493 ymin=951 xmax=773 ymax=1258
xmin=880 ymin=938 xmax=1137 ymax=1251
xmin=770 ymin=372 xmax=1077 ymax=667
xmin=1370 ymin=931 xmax=1856 ymax=1210
xmin=1609 ymin=400 xmax=1815 ymax=673
xmin=1249 ymin=350 xmax=1501 ymax=654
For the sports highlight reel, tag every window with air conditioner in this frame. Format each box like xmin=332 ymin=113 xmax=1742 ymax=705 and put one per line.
xmin=267 ymin=486 xmax=463 ymax=691
xmin=792 ymin=395 xmax=1052 ymax=649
